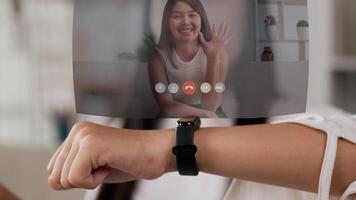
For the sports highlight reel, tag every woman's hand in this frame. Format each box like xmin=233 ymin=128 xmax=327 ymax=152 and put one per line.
xmin=199 ymin=23 xmax=231 ymax=58
xmin=47 ymin=122 xmax=174 ymax=190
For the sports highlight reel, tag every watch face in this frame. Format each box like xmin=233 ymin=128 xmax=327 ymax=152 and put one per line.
xmin=177 ymin=117 xmax=201 ymax=127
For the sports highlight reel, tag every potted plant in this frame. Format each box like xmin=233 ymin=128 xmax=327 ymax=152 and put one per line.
xmin=296 ymin=20 xmax=309 ymax=41
xmin=264 ymin=15 xmax=279 ymax=40
xmin=137 ymin=32 xmax=156 ymax=62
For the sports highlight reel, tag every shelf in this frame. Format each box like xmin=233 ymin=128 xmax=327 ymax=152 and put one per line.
xmin=258 ymin=39 xmax=309 ymax=43
xmin=258 ymin=0 xmax=307 ymax=6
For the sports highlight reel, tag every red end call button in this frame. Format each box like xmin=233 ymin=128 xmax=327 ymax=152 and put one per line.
xmin=182 ymin=81 xmax=196 ymax=95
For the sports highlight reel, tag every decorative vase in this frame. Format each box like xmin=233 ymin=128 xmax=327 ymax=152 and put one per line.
xmin=261 ymin=46 xmax=274 ymax=62
xmin=265 ymin=25 xmax=279 ymax=41
xmin=297 ymin=27 xmax=309 ymax=41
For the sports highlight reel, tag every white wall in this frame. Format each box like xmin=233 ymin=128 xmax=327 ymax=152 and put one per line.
xmin=74 ymin=0 xmax=148 ymax=63
xmin=306 ymin=0 xmax=333 ymax=108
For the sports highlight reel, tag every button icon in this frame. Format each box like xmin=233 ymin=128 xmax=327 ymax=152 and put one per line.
xmin=214 ymin=82 xmax=226 ymax=93
xmin=182 ymin=81 xmax=196 ymax=95
xmin=200 ymin=82 xmax=211 ymax=94
xmin=168 ymin=83 xmax=179 ymax=94
xmin=155 ymin=82 xmax=166 ymax=94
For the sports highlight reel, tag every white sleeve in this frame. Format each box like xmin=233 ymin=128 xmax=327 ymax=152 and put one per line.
xmin=272 ymin=112 xmax=356 ymax=200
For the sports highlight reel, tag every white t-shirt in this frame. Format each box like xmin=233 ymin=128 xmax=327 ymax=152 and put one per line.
xmin=156 ymin=46 xmax=207 ymax=105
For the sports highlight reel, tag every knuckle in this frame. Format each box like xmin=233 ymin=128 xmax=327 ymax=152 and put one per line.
xmin=71 ymin=123 xmax=98 ymax=142
xmin=70 ymin=122 xmax=93 ymax=136
xmin=79 ymin=134 xmax=96 ymax=148
xmin=60 ymin=177 xmax=71 ymax=189
xmin=68 ymin=174 xmax=81 ymax=187
xmin=46 ymin=164 xmax=52 ymax=173
xmin=48 ymin=176 xmax=62 ymax=190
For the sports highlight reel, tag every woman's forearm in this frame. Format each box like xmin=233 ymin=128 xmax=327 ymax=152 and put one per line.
xmin=47 ymin=121 xmax=356 ymax=195
xmin=201 ymin=54 xmax=223 ymax=112
xmin=165 ymin=123 xmax=356 ymax=196
xmin=218 ymin=51 xmax=229 ymax=81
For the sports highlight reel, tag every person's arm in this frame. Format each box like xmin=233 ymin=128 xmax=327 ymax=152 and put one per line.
xmin=199 ymin=23 xmax=231 ymax=112
xmin=47 ymin=121 xmax=356 ymax=196
xmin=148 ymin=50 xmax=217 ymax=118
xmin=193 ymin=123 xmax=356 ymax=196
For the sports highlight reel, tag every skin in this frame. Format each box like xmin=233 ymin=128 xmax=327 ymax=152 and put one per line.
xmin=148 ymin=2 xmax=231 ymax=118
xmin=47 ymin=121 xmax=356 ymax=198
xmin=0 ymin=185 xmax=20 ymax=200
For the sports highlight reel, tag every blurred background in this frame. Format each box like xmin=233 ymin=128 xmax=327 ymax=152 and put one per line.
xmin=0 ymin=0 xmax=355 ymax=199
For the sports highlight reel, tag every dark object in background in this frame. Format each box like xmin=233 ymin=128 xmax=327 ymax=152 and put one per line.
xmin=96 ymin=182 xmax=137 ymax=200
xmin=261 ymin=46 xmax=274 ymax=62
xmin=235 ymin=118 xmax=267 ymax=125
xmin=53 ymin=110 xmax=74 ymax=142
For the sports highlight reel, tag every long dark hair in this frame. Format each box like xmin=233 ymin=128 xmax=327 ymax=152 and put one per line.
xmin=157 ymin=0 xmax=212 ymax=66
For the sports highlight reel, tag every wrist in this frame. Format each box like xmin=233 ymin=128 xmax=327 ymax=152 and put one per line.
xmin=141 ymin=129 xmax=177 ymax=177
xmin=162 ymin=129 xmax=177 ymax=173
xmin=207 ymin=53 xmax=220 ymax=62
xmin=104 ymin=128 xmax=176 ymax=180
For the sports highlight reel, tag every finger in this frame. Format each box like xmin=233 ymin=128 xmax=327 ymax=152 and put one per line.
xmin=47 ymin=143 xmax=64 ymax=174
xmin=226 ymin=34 xmax=232 ymax=43
xmin=212 ymin=24 xmax=216 ymax=37
xmin=225 ymin=34 xmax=233 ymax=45
xmin=48 ymin=141 xmax=72 ymax=190
xmin=222 ymin=26 xmax=232 ymax=41
xmin=217 ymin=23 xmax=225 ymax=38
xmin=222 ymin=24 xmax=230 ymax=38
xmin=48 ymin=124 xmax=81 ymax=174
xmin=60 ymin=143 xmax=79 ymax=189
xmin=198 ymin=32 xmax=207 ymax=46
xmin=68 ymin=148 xmax=105 ymax=189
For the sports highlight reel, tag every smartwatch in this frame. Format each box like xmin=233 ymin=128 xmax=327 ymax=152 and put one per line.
xmin=172 ymin=117 xmax=201 ymax=176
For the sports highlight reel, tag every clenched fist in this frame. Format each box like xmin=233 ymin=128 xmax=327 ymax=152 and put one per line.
xmin=47 ymin=122 xmax=175 ymax=190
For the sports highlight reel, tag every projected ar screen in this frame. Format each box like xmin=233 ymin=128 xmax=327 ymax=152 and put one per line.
xmin=73 ymin=0 xmax=309 ymax=118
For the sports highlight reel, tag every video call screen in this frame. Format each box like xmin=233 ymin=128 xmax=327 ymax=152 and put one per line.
xmin=73 ymin=0 xmax=309 ymax=118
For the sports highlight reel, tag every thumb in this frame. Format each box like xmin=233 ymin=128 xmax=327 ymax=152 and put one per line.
xmin=199 ymin=32 xmax=207 ymax=46
xmin=93 ymin=166 xmax=111 ymax=185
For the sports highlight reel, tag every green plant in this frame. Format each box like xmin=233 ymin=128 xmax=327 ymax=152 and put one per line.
xmin=297 ymin=20 xmax=309 ymax=27
xmin=137 ymin=33 xmax=156 ymax=62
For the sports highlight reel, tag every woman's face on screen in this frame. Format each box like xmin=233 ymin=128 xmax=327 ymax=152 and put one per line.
xmin=169 ymin=1 xmax=202 ymax=44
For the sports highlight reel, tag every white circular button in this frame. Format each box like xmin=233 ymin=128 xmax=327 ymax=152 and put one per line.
xmin=214 ymin=82 xmax=226 ymax=93
xmin=155 ymin=82 xmax=166 ymax=94
xmin=168 ymin=83 xmax=179 ymax=94
xmin=200 ymin=82 xmax=211 ymax=94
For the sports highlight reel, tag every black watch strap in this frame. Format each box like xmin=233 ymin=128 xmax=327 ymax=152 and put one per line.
xmin=172 ymin=118 xmax=200 ymax=176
